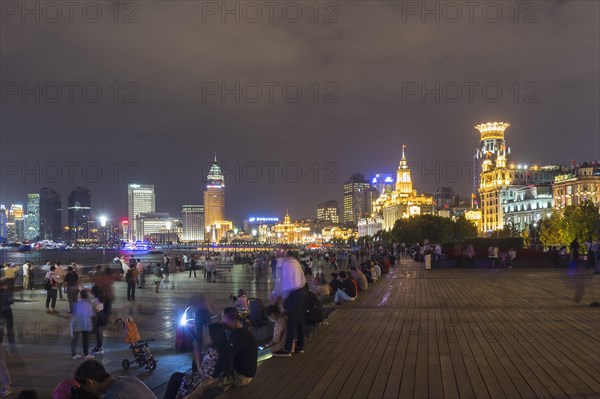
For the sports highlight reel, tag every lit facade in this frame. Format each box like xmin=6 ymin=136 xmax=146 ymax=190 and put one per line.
xmin=322 ymin=226 xmax=358 ymax=242
xmin=128 ymin=184 xmax=155 ymax=241
xmin=378 ymin=145 xmax=434 ymax=231
xmin=68 ymin=187 xmax=92 ymax=243
xmin=273 ymin=212 xmax=311 ymax=244
xmin=357 ymin=216 xmax=383 ymax=237
xmin=204 ymin=155 xmax=225 ymax=233
xmin=343 ymin=173 xmax=371 ymax=224
xmin=9 ymin=204 xmax=24 ymax=241
xmin=0 ymin=206 xmax=6 ymax=241
xmin=134 ymin=213 xmax=170 ymax=241
xmin=553 ymin=162 xmax=600 ymax=209
xmin=207 ymin=220 xmax=233 ymax=243
xmin=503 ymin=185 xmax=553 ymax=232
xmin=25 ymin=193 xmax=40 ymax=241
xmin=317 ymin=200 xmax=340 ymax=224
xmin=182 ymin=205 xmax=205 ymax=242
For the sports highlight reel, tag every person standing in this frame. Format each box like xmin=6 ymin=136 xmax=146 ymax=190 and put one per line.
xmin=26 ymin=263 xmax=35 ymax=291
xmin=22 ymin=262 xmax=30 ymax=294
xmin=70 ymin=290 xmax=94 ymax=360
xmin=272 ymin=250 xmax=307 ymax=357
xmin=183 ymin=254 xmax=189 ymax=272
xmin=125 ymin=265 xmax=137 ymax=301
xmin=54 ymin=262 xmax=66 ymax=301
xmin=91 ymin=286 xmax=111 ymax=355
xmin=175 ymin=256 xmax=182 ymax=273
xmin=136 ymin=259 xmax=145 ymax=288
xmin=44 ymin=265 xmax=60 ymax=314
xmin=189 ymin=255 xmax=197 ymax=278
xmin=0 ymin=279 xmax=15 ymax=346
xmin=64 ymin=266 xmax=80 ymax=313
xmin=154 ymin=263 xmax=163 ymax=293
xmin=163 ymin=255 xmax=171 ymax=282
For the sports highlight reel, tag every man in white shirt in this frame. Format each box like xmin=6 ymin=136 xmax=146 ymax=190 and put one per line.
xmin=136 ymin=259 xmax=145 ymax=288
xmin=272 ymin=250 xmax=307 ymax=357
xmin=22 ymin=262 xmax=30 ymax=291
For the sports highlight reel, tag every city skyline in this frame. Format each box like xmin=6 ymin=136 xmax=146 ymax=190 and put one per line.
xmin=1 ymin=2 xmax=598 ymax=226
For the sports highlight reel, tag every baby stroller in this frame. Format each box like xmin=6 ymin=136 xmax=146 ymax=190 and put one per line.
xmin=115 ymin=317 xmax=157 ymax=371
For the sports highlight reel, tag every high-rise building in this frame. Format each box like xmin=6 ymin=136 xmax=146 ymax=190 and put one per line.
xmin=134 ymin=213 xmax=170 ymax=241
xmin=0 ymin=206 xmax=7 ymax=242
xmin=9 ymin=204 xmax=25 ymax=241
xmin=204 ymin=154 xmax=225 ymax=233
xmin=317 ymin=200 xmax=340 ymax=224
xmin=25 ymin=193 xmax=40 ymax=241
xmin=182 ymin=205 xmax=205 ymax=242
xmin=343 ymin=173 xmax=371 ymax=225
xmin=128 ymin=184 xmax=155 ymax=241
xmin=39 ymin=187 xmax=62 ymax=240
xmin=68 ymin=187 xmax=92 ymax=243
xmin=371 ymin=174 xmax=395 ymax=197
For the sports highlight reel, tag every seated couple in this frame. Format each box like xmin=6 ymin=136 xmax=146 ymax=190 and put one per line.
xmin=164 ymin=307 xmax=258 ymax=399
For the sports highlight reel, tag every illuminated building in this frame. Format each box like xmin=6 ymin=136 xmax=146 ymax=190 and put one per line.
xmin=379 ymin=145 xmax=434 ymax=231
xmin=321 ymin=226 xmax=358 ymax=242
xmin=68 ymin=187 xmax=92 ymax=243
xmin=0 ymin=206 xmax=6 ymax=241
xmin=553 ymin=161 xmax=600 ymax=209
xmin=358 ymin=216 xmax=383 ymax=237
xmin=244 ymin=217 xmax=279 ymax=241
xmin=25 ymin=194 xmax=40 ymax=241
xmin=134 ymin=213 xmax=170 ymax=242
xmin=476 ymin=122 xmax=568 ymax=233
xmin=128 ymin=184 xmax=155 ymax=241
xmin=343 ymin=173 xmax=371 ymax=224
xmin=9 ymin=204 xmax=25 ymax=241
xmin=204 ymin=154 xmax=225 ymax=233
xmin=273 ymin=212 xmax=311 ymax=244
xmin=207 ymin=220 xmax=233 ymax=243
xmin=503 ymin=185 xmax=553 ymax=232
xmin=39 ymin=187 xmax=62 ymax=240
xmin=317 ymin=201 xmax=339 ymax=224
xmin=182 ymin=205 xmax=204 ymax=242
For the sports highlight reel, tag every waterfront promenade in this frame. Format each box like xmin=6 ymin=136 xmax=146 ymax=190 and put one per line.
xmin=2 ymin=258 xmax=599 ymax=398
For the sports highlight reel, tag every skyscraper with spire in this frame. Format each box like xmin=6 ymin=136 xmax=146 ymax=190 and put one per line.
xmin=204 ymin=153 xmax=225 ymax=234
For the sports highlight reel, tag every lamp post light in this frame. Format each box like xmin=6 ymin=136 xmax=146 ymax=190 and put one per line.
xmin=99 ymin=215 xmax=107 ymax=263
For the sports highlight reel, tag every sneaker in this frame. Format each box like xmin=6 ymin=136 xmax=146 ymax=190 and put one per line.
xmin=72 ymin=354 xmax=82 ymax=360
xmin=91 ymin=347 xmax=104 ymax=354
xmin=0 ymin=388 xmax=12 ymax=397
xmin=272 ymin=349 xmax=292 ymax=357
xmin=294 ymin=348 xmax=304 ymax=354
xmin=84 ymin=354 xmax=95 ymax=360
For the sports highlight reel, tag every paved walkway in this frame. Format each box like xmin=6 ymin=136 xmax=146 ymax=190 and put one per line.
xmin=222 ymin=262 xmax=600 ymax=399
xmin=2 ymin=260 xmax=600 ymax=398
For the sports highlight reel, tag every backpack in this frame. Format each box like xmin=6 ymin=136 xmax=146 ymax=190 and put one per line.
xmin=305 ymin=291 xmax=326 ymax=326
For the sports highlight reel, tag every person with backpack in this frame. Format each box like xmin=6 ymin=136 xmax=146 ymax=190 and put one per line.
xmin=64 ymin=266 xmax=80 ymax=313
xmin=44 ymin=265 xmax=60 ymax=314
xmin=125 ymin=265 xmax=137 ymax=301
xmin=154 ymin=263 xmax=164 ymax=293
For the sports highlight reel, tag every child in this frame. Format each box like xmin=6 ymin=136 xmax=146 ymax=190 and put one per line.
xmin=70 ymin=290 xmax=94 ymax=360
xmin=258 ymin=305 xmax=290 ymax=362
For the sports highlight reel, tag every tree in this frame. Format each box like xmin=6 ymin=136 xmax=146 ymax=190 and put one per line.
xmin=389 ymin=214 xmax=477 ymax=244
xmin=538 ymin=201 xmax=599 ymax=248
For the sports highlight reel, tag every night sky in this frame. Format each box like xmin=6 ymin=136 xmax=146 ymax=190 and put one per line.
xmin=1 ymin=0 xmax=598 ymax=225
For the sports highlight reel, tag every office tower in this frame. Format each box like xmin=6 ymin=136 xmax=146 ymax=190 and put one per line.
xmin=182 ymin=205 xmax=205 ymax=242
xmin=39 ymin=187 xmax=62 ymax=240
xmin=128 ymin=184 xmax=155 ymax=241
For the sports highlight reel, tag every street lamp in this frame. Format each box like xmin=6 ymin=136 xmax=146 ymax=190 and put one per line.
xmin=99 ymin=215 xmax=107 ymax=263
xmin=532 ymin=222 xmax=538 ymax=250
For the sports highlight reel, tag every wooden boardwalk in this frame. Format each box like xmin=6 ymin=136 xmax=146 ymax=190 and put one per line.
xmin=222 ymin=260 xmax=600 ymax=399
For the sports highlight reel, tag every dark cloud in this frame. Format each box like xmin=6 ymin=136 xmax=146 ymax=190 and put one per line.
xmin=1 ymin=0 xmax=598 ymax=224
